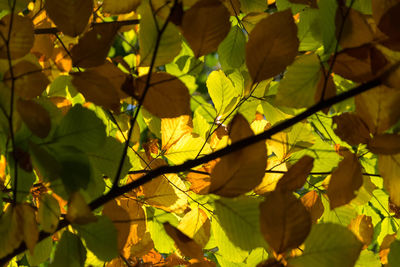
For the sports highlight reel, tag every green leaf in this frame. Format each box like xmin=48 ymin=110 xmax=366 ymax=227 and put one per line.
xmin=218 ymin=26 xmax=246 ymax=69
xmin=50 ymin=231 xmax=86 ymax=267
xmin=26 ymin=237 xmax=53 ymax=266
xmin=388 ymin=240 xmax=400 ymax=266
xmin=288 ymin=223 xmax=363 ymax=267
xmin=206 ymin=70 xmax=239 ymax=119
xmin=239 ymin=0 xmax=268 ymax=13
xmin=138 ymin=0 xmax=182 ymax=66
xmin=318 ymin=0 xmax=338 ymax=57
xmin=276 ymin=53 xmax=321 ymax=108
xmin=74 ymin=216 xmax=118 ymax=261
xmin=298 ymin=9 xmax=322 ymax=51
xmin=55 ymin=104 xmax=106 ymax=152
xmin=215 ymin=197 xmax=268 ymax=251
xmin=355 ymin=250 xmax=381 ymax=267
xmin=38 ymin=194 xmax=61 ymax=233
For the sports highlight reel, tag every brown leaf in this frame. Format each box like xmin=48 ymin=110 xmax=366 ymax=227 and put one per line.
xmin=187 ymin=161 xmax=215 ymax=195
xmin=367 ymin=134 xmax=400 ymax=155
xmin=314 ymin=73 xmax=336 ymax=113
xmin=221 ymin=0 xmax=241 ymax=16
xmin=246 ymin=9 xmax=299 ymax=82
xmin=17 ymin=99 xmax=51 ymax=138
xmin=379 ymin=234 xmax=397 ymax=264
xmin=259 ymin=191 xmax=311 ymax=254
xmin=15 ymin=204 xmax=39 ymax=254
xmin=103 ymin=0 xmax=141 ymax=14
xmin=71 ymin=23 xmax=120 ymax=68
xmin=71 ymin=70 xmax=121 ymax=112
xmin=332 ymin=113 xmax=371 ymax=146
xmin=288 ymin=0 xmax=317 ymax=7
xmin=300 ymin=190 xmax=324 ymax=223
xmin=4 ymin=60 xmax=50 ymax=99
xmin=375 ymin=1 xmax=400 ymax=41
xmin=210 ymin=115 xmax=267 ymax=197
xmin=355 ymin=85 xmax=400 ymax=134
xmin=164 ymin=223 xmax=204 ymax=260
xmin=182 ymin=0 xmax=231 ymax=57
xmin=132 ymin=72 xmax=191 ymax=118
xmin=51 ymin=47 xmax=72 ymax=72
xmin=348 ymin=215 xmax=374 ymax=247
xmin=31 ymin=20 xmax=54 ymax=59
xmin=276 ymin=155 xmax=314 ymax=192
xmin=327 ymin=151 xmax=363 ymax=209
xmin=336 ymin=7 xmax=374 ymax=49
xmin=45 ymin=0 xmax=93 ymax=37
xmin=0 ymin=14 xmax=34 ymax=59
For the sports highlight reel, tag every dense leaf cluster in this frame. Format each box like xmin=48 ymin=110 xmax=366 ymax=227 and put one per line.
xmin=0 ymin=0 xmax=399 ymax=266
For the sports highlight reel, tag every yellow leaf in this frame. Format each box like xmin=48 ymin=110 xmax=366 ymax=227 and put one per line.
xmin=17 ymin=99 xmax=51 ymax=138
xmin=161 ymin=115 xmax=192 ymax=152
xmin=348 ymin=215 xmax=374 ymax=247
xmin=71 ymin=70 xmax=121 ymax=112
xmin=327 ymin=151 xmax=363 ymax=209
xmin=210 ymin=115 xmax=267 ymax=197
xmin=66 ymin=192 xmax=98 ymax=224
xmin=132 ymin=72 xmax=191 ymax=118
xmin=368 ymin=134 xmax=400 ymax=155
xmin=182 ymin=0 xmax=231 ymax=57
xmin=178 ymin=208 xmax=211 ymax=247
xmin=187 ymin=161 xmax=216 ymax=195
xmin=301 ymin=190 xmax=324 ymax=223
xmin=103 ymin=0 xmax=141 ymax=14
xmin=71 ymin=23 xmax=120 ymax=67
xmin=4 ymin=60 xmax=50 ymax=99
xmin=246 ymin=9 xmax=299 ymax=82
xmin=254 ymin=157 xmax=287 ymax=194
xmin=333 ymin=113 xmax=371 ymax=146
xmin=15 ymin=204 xmax=39 ymax=254
xmin=356 ymin=85 xmax=400 ymax=134
xmin=0 ymin=14 xmax=34 ymax=59
xmin=45 ymin=0 xmax=93 ymax=37
xmin=164 ymin=223 xmax=204 ymax=260
xmin=378 ymin=154 xmax=400 ymax=206
xmin=259 ymin=191 xmax=311 ymax=253
xmin=276 ymin=155 xmax=314 ymax=192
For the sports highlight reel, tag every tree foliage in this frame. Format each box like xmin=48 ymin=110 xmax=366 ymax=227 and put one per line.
xmin=0 ymin=0 xmax=399 ymax=266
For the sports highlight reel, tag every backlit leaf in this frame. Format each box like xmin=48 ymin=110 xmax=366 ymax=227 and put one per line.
xmin=327 ymin=151 xmax=363 ymax=209
xmin=71 ymin=23 xmax=120 ymax=68
xmin=217 ymin=25 xmax=246 ymax=68
xmin=182 ymin=0 xmax=231 ymax=57
xmin=45 ymin=0 xmax=93 ymax=37
xmin=276 ymin=155 xmax=314 ymax=192
xmin=367 ymin=134 xmax=400 ymax=155
xmin=15 ymin=204 xmax=39 ymax=254
xmin=38 ymin=194 xmax=61 ymax=233
xmin=239 ymin=0 xmax=268 ymax=13
xmin=17 ymin=99 xmax=51 ymax=138
xmin=378 ymin=154 xmax=400 ymax=206
xmin=348 ymin=215 xmax=374 ymax=247
xmin=178 ymin=208 xmax=210 ymax=247
xmin=132 ymin=72 xmax=191 ymax=118
xmin=66 ymin=192 xmax=97 ymax=224
xmin=210 ymin=115 xmax=267 ymax=197
xmin=0 ymin=206 xmax=22 ymax=258
xmin=276 ymin=53 xmax=321 ymax=108
xmin=103 ymin=0 xmax=141 ymax=14
xmin=301 ymin=191 xmax=324 ymax=223
xmin=0 ymin=14 xmax=34 ymax=59
xmin=332 ymin=113 xmax=371 ymax=146
xmin=50 ymin=231 xmax=86 ymax=267
xmin=259 ymin=190 xmax=311 ymax=253
xmin=288 ymin=223 xmax=363 ymax=267
xmin=388 ymin=240 xmax=400 ymax=267
xmin=246 ymin=9 xmax=299 ymax=82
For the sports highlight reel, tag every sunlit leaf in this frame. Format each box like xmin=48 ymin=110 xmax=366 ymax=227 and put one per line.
xmin=182 ymin=0 xmax=231 ymax=57
xmin=378 ymin=154 xmax=400 ymax=207
xmin=259 ymin=190 xmax=311 ymax=253
xmin=367 ymin=134 xmax=400 ymax=155
xmin=288 ymin=223 xmax=363 ymax=267
xmin=45 ymin=0 xmax=93 ymax=37
xmin=210 ymin=115 xmax=267 ymax=197
xmin=327 ymin=151 xmax=363 ymax=209
xmin=26 ymin=237 xmax=53 ymax=267
xmin=246 ymin=9 xmax=299 ymax=82
xmin=276 ymin=155 xmax=314 ymax=192
xmin=66 ymin=192 xmax=97 ymax=224
xmin=301 ymin=191 xmax=324 ymax=223
xmin=348 ymin=215 xmax=373 ymax=247
xmin=178 ymin=208 xmax=210 ymax=247
xmin=332 ymin=113 xmax=371 ymax=146
xmin=217 ymin=25 xmax=246 ymax=68
xmin=0 ymin=14 xmax=34 ymax=59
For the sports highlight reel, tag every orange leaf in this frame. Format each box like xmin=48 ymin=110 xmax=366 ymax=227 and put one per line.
xmin=259 ymin=190 xmax=311 ymax=254
xmin=45 ymin=0 xmax=93 ymax=37
xmin=71 ymin=70 xmax=121 ymax=112
xmin=367 ymin=134 xmax=400 ymax=155
xmin=379 ymin=234 xmax=397 ymax=264
xmin=182 ymin=0 xmax=231 ymax=57
xmin=0 ymin=14 xmax=34 ymax=59
xmin=246 ymin=9 xmax=299 ymax=82
xmin=327 ymin=151 xmax=363 ymax=209
xmin=4 ymin=60 xmax=50 ymax=99
xmin=71 ymin=23 xmax=120 ymax=68
xmin=276 ymin=155 xmax=314 ymax=192
xmin=348 ymin=215 xmax=374 ymax=247
xmin=332 ymin=113 xmax=371 ymax=146
xmin=132 ymin=72 xmax=191 ymax=118
xmin=164 ymin=223 xmax=204 ymax=260
xmin=210 ymin=115 xmax=267 ymax=197
xmin=300 ymin=190 xmax=324 ymax=223
xmin=17 ymin=99 xmax=51 ymax=138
